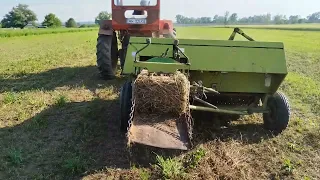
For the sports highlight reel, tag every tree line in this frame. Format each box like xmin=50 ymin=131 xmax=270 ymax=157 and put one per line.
xmin=176 ymin=11 xmax=320 ymax=25
xmin=2 ymin=4 xmax=320 ymax=28
xmin=0 ymin=4 xmax=111 ymax=29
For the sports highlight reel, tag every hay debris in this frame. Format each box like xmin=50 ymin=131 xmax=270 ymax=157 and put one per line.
xmin=133 ymin=70 xmax=190 ymax=116
xmin=189 ymin=140 xmax=250 ymax=179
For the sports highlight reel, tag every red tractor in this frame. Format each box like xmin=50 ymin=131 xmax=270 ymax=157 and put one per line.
xmin=96 ymin=0 xmax=176 ymax=80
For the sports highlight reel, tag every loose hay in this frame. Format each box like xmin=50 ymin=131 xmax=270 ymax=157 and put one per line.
xmin=133 ymin=70 xmax=190 ymax=116
xmin=189 ymin=140 xmax=250 ymax=180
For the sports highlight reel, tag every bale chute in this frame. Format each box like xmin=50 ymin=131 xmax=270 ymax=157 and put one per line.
xmin=127 ymin=70 xmax=193 ymax=150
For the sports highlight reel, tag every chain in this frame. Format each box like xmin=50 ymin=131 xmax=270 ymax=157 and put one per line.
xmin=186 ymin=82 xmax=194 ymax=148
xmin=126 ymin=80 xmax=135 ymax=139
xmin=185 ymin=68 xmax=194 ymax=147
xmin=126 ymin=80 xmax=135 ymax=165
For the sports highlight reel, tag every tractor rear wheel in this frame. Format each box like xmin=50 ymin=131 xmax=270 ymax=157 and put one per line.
xmin=263 ymin=92 xmax=290 ymax=134
xmin=96 ymin=32 xmax=118 ymax=78
xmin=119 ymin=80 xmax=133 ymax=132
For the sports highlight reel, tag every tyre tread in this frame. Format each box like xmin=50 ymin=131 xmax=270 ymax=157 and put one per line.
xmin=263 ymin=91 xmax=290 ymax=133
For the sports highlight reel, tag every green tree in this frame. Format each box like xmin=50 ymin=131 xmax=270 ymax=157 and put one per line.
xmin=289 ymin=15 xmax=300 ymax=24
xmin=265 ymin=13 xmax=272 ymax=24
xmin=229 ymin=13 xmax=238 ymax=24
xmin=175 ymin=14 xmax=184 ymax=24
xmin=200 ymin=17 xmax=212 ymax=23
xmin=274 ymin=15 xmax=287 ymax=24
xmin=213 ymin=15 xmax=225 ymax=24
xmin=42 ymin=13 xmax=62 ymax=28
xmin=224 ymin=11 xmax=230 ymax=25
xmin=298 ymin=18 xmax=307 ymax=23
xmin=1 ymin=4 xmax=37 ymax=29
xmin=307 ymin=12 xmax=320 ymax=23
xmin=65 ymin=18 xmax=77 ymax=28
xmin=95 ymin=11 xmax=112 ymax=24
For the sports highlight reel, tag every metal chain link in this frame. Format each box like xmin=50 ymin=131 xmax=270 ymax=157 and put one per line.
xmin=126 ymin=81 xmax=135 ymax=139
xmin=126 ymin=81 xmax=135 ymax=165
xmin=185 ymin=68 xmax=194 ymax=147
xmin=186 ymin=82 xmax=194 ymax=148
xmin=127 ymin=98 xmax=135 ymax=136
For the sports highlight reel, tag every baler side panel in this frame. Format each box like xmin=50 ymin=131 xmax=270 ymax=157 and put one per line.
xmin=189 ymin=71 xmax=286 ymax=94
xmin=123 ymin=37 xmax=288 ymax=94
xmin=183 ymin=45 xmax=287 ymax=74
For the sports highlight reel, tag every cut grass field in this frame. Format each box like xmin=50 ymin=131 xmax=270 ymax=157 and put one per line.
xmin=0 ymin=26 xmax=319 ymax=180
xmin=225 ymin=23 xmax=320 ymax=31
xmin=175 ymin=23 xmax=320 ymax=31
xmin=0 ymin=27 xmax=98 ymax=38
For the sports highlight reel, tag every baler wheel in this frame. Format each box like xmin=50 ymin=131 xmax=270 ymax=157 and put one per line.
xmin=119 ymin=80 xmax=133 ymax=132
xmin=263 ymin=92 xmax=290 ymax=134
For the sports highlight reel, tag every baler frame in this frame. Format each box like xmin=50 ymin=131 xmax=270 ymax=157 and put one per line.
xmin=95 ymin=0 xmax=291 ymax=150
xmin=120 ymin=28 xmax=291 ymax=139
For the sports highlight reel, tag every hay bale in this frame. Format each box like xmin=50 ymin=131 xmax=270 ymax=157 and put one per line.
xmin=133 ymin=70 xmax=190 ymax=116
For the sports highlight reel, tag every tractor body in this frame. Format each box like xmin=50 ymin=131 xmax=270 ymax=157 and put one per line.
xmin=97 ymin=0 xmax=291 ymax=151
xmin=97 ymin=0 xmax=176 ymax=77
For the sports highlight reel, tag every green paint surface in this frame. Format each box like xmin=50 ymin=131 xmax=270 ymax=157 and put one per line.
xmin=123 ymin=35 xmax=288 ymax=94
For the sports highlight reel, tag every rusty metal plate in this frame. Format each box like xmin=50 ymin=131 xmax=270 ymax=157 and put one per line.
xmin=128 ymin=115 xmax=191 ymax=150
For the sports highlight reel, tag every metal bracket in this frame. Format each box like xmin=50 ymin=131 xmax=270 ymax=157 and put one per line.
xmin=134 ymin=38 xmax=151 ymax=62
xmin=228 ymin=28 xmax=255 ymax=41
xmin=173 ymin=39 xmax=190 ymax=65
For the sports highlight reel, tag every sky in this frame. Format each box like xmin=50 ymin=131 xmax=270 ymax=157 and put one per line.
xmin=1 ymin=0 xmax=319 ymax=23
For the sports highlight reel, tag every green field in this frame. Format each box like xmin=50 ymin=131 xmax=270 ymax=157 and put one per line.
xmin=0 ymin=27 xmax=98 ymax=37
xmin=0 ymin=26 xmax=319 ymax=180
xmin=225 ymin=23 xmax=320 ymax=31
xmin=175 ymin=23 xmax=320 ymax=31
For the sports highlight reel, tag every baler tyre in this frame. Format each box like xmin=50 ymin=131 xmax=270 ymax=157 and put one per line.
xmin=119 ymin=80 xmax=133 ymax=132
xmin=263 ymin=92 xmax=290 ymax=134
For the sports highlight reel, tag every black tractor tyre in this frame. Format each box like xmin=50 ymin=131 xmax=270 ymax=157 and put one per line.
xmin=96 ymin=32 xmax=118 ymax=77
xmin=263 ymin=92 xmax=290 ymax=134
xmin=119 ymin=33 xmax=130 ymax=70
xmin=111 ymin=32 xmax=119 ymax=72
xmin=119 ymin=80 xmax=133 ymax=132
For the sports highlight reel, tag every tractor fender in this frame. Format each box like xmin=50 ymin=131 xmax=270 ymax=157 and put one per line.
xmin=98 ymin=20 xmax=113 ymax=36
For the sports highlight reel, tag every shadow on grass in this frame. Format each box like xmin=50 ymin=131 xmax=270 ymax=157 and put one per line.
xmin=0 ymin=97 xmax=132 ymax=179
xmin=191 ymin=111 xmax=276 ymax=146
xmin=0 ymin=65 xmax=278 ymax=179
xmin=0 ymin=65 xmax=185 ymax=179
xmin=0 ymin=65 xmax=126 ymax=93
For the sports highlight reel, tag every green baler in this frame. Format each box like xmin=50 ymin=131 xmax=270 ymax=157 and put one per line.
xmin=119 ymin=29 xmax=290 ymax=150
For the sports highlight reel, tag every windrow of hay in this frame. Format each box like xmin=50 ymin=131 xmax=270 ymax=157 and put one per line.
xmin=133 ymin=70 xmax=190 ymax=116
